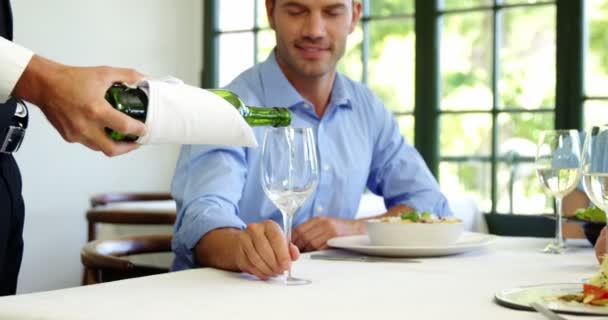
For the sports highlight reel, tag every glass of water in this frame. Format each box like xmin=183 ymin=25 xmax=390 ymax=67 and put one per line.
xmin=535 ymin=130 xmax=583 ymax=254
xmin=259 ymin=127 xmax=319 ymax=285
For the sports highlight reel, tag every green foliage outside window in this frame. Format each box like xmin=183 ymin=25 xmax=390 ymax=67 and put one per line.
xmin=217 ymin=0 xmax=607 ymax=215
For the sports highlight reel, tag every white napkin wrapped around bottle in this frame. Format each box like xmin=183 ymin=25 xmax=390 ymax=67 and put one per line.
xmin=134 ymin=77 xmax=258 ymax=147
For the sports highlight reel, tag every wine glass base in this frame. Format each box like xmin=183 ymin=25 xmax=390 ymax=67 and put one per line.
xmin=285 ymin=276 xmax=311 ymax=286
xmin=542 ymin=241 xmax=567 ymax=254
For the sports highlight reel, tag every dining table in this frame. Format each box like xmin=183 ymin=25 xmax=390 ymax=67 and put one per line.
xmin=0 ymin=235 xmax=605 ymax=320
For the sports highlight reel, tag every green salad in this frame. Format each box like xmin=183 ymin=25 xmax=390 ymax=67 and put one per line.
xmin=574 ymin=207 xmax=606 ymax=223
xmin=400 ymin=211 xmax=432 ymax=222
xmin=381 ymin=211 xmax=461 ymax=224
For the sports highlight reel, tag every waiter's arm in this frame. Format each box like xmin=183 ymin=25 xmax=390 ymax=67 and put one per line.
xmin=0 ymin=37 xmax=146 ymax=156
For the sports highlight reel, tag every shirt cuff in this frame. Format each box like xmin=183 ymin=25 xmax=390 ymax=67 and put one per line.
xmin=172 ymin=202 xmax=246 ymax=270
xmin=0 ymin=38 xmax=34 ymax=103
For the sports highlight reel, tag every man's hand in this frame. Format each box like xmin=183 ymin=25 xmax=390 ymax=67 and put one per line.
xmin=292 ymin=216 xmax=365 ymax=252
xmin=11 ymin=55 xmax=147 ymax=157
xmin=235 ymin=220 xmax=299 ymax=280
xmin=290 ymin=205 xmax=412 ymax=252
xmin=596 ymin=226 xmax=606 ymax=263
xmin=195 ymin=221 xmax=299 ymax=281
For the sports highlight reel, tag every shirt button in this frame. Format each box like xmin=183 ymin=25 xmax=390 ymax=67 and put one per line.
xmin=316 ymin=206 xmax=323 ymax=213
xmin=323 ymin=165 xmax=331 ymax=172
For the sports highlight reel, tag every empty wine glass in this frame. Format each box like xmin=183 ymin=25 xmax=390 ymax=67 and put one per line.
xmin=535 ymin=130 xmax=583 ymax=254
xmin=260 ymin=127 xmax=319 ymax=285
xmin=581 ymin=126 xmax=608 ymax=255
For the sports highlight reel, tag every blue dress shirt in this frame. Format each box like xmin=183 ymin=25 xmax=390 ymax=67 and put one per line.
xmin=171 ymin=52 xmax=452 ymax=270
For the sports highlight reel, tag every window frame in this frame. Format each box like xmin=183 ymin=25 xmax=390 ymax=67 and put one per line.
xmin=204 ymin=0 xmax=589 ymax=215
xmin=418 ymin=0 xmax=579 ymax=215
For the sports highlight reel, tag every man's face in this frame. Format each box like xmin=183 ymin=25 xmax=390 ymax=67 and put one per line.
xmin=267 ymin=0 xmax=361 ymax=79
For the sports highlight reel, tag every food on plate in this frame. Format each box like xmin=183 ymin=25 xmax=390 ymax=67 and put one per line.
xmin=366 ymin=211 xmax=464 ymax=246
xmin=373 ymin=211 xmax=462 ymax=224
xmin=575 ymin=207 xmax=606 ymax=224
xmin=557 ymin=257 xmax=608 ymax=306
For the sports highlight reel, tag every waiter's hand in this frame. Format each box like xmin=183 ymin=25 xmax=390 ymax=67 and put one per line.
xmin=11 ymin=55 xmax=147 ymax=156
xmin=292 ymin=216 xmax=365 ymax=252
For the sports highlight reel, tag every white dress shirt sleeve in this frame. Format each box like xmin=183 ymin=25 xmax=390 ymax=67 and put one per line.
xmin=0 ymin=37 xmax=33 ymax=103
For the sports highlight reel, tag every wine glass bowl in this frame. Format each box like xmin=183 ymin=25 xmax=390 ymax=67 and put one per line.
xmin=259 ymin=127 xmax=319 ymax=285
xmin=581 ymin=125 xmax=608 ymax=255
xmin=535 ymin=130 xmax=583 ymax=254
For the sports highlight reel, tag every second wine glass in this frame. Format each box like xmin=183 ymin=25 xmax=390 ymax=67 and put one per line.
xmin=259 ymin=127 xmax=319 ymax=285
xmin=581 ymin=126 xmax=608 ymax=256
xmin=535 ymin=130 xmax=583 ymax=254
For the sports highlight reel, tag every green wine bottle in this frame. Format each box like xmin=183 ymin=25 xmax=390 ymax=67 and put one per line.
xmin=207 ymin=89 xmax=291 ymax=127
xmin=104 ymin=84 xmax=292 ymax=142
xmin=105 ymin=84 xmax=148 ymax=142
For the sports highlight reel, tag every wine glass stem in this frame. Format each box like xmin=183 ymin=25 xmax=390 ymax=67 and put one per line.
xmin=555 ymin=196 xmax=564 ymax=246
xmin=284 ymin=213 xmax=294 ymax=280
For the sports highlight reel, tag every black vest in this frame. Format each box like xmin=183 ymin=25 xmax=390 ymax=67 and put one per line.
xmin=0 ymin=0 xmax=18 ymax=131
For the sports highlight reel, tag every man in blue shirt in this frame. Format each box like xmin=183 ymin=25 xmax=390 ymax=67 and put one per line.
xmin=171 ymin=0 xmax=452 ymax=280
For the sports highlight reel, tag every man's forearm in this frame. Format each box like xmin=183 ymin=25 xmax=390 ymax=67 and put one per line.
xmin=194 ymin=228 xmax=242 ymax=271
xmin=563 ymin=189 xmax=589 ymax=216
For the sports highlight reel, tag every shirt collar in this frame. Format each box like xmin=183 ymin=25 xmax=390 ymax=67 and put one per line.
xmin=330 ymin=73 xmax=352 ymax=110
xmin=260 ymin=51 xmax=353 ymax=111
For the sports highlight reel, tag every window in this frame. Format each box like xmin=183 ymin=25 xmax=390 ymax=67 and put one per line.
xmin=204 ymin=0 xmax=598 ymax=216
xmin=353 ymin=1 xmax=416 ymax=142
xmin=208 ymin=0 xmax=416 ymax=141
xmin=583 ymin=0 xmax=608 ymax=127
xmin=436 ymin=1 xmax=556 ymax=215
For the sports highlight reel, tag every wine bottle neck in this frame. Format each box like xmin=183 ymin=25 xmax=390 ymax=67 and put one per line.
xmin=243 ymin=106 xmax=291 ymax=127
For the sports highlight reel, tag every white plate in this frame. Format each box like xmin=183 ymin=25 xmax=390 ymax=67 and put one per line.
xmin=495 ymin=283 xmax=608 ymax=316
xmin=326 ymin=232 xmax=496 ymax=257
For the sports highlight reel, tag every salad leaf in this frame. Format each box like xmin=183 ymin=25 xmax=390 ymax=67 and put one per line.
xmin=400 ymin=212 xmax=420 ymax=222
xmin=394 ymin=211 xmax=461 ymax=224
xmin=574 ymin=207 xmax=606 ymax=223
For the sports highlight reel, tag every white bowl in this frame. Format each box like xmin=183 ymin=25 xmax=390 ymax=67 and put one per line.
xmin=366 ymin=220 xmax=464 ymax=247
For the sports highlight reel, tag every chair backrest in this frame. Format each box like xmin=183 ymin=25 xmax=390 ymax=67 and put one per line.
xmin=86 ymin=208 xmax=176 ymax=241
xmin=81 ymin=234 xmax=172 ymax=284
xmin=90 ymin=192 xmax=173 ymax=208
xmin=83 ymin=193 xmax=176 ymax=285
xmin=86 ymin=192 xmax=177 ymax=241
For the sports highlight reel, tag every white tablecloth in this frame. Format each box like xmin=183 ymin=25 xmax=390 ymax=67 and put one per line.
xmin=0 ymin=237 xmax=603 ymax=320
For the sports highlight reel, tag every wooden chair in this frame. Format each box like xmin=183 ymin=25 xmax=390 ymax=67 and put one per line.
xmin=89 ymin=192 xmax=173 ymax=208
xmin=83 ymin=192 xmax=176 ymax=285
xmin=86 ymin=206 xmax=176 ymax=242
xmin=86 ymin=192 xmax=176 ymax=241
xmin=81 ymin=234 xmax=173 ymax=284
